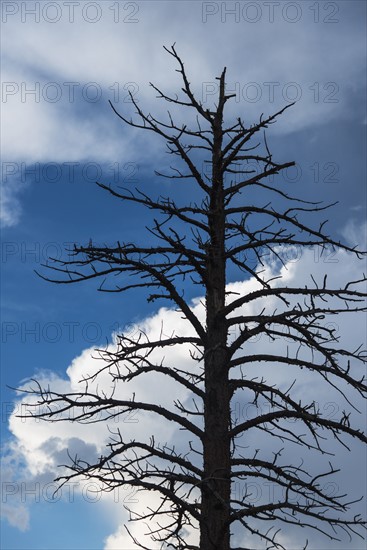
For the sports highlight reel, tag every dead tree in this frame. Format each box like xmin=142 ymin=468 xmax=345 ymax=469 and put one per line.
xmin=20 ymin=45 xmax=366 ymax=550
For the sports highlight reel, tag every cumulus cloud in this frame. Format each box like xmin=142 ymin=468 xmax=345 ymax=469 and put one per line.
xmin=3 ymin=231 xmax=366 ymax=548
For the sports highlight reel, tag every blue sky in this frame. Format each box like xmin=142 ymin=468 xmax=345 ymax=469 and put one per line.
xmin=1 ymin=1 xmax=366 ymax=549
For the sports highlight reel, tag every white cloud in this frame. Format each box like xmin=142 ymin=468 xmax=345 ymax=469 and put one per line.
xmin=342 ymin=219 xmax=367 ymax=250
xmin=2 ymin=1 xmax=365 ymax=163
xmin=0 ymin=455 xmax=30 ymax=531
xmin=1 ymin=2 xmax=365 ymax=227
xmin=3 ymin=231 xmax=366 ymax=548
xmin=0 ymin=178 xmax=24 ymax=228
xmin=0 ymin=501 xmax=29 ymax=532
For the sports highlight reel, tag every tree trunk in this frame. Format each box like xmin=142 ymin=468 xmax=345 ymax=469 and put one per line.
xmin=201 ymin=341 xmax=231 ymax=550
xmin=200 ymin=113 xmax=231 ymax=550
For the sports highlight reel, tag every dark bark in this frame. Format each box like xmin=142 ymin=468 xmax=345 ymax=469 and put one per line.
xmin=201 ymin=74 xmax=231 ymax=549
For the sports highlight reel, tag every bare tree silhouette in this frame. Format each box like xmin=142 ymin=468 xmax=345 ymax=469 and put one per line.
xmin=20 ymin=45 xmax=366 ymax=550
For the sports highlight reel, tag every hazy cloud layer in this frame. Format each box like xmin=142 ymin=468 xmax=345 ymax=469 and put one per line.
xmin=1 ymin=1 xmax=366 ymax=226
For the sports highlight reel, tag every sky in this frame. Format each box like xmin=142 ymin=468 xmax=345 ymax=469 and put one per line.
xmin=1 ymin=1 xmax=367 ymax=549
